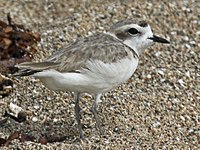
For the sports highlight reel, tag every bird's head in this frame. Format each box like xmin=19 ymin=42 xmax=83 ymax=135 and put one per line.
xmin=110 ymin=19 xmax=170 ymax=56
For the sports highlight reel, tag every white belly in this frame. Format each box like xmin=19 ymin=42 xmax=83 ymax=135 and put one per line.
xmin=33 ymin=57 xmax=138 ymax=94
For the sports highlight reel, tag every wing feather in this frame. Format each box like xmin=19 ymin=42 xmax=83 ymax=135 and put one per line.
xmin=46 ymin=33 xmax=129 ymax=72
xmin=16 ymin=33 xmax=133 ymax=74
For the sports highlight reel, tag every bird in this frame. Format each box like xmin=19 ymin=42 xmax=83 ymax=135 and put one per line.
xmin=15 ymin=19 xmax=169 ymax=138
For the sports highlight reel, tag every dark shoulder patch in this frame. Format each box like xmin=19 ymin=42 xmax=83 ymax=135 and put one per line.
xmin=115 ymin=32 xmax=128 ymax=40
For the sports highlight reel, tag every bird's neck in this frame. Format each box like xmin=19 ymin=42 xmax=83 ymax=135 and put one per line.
xmin=105 ymin=32 xmax=140 ymax=57
xmin=123 ymin=39 xmax=142 ymax=57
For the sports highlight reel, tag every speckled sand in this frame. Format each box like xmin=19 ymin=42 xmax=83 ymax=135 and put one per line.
xmin=0 ymin=0 xmax=199 ymax=149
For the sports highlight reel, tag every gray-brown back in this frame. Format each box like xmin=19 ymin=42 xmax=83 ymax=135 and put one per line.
xmin=46 ymin=33 xmax=136 ymax=72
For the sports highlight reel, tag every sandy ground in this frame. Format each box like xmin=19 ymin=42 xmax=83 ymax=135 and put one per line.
xmin=0 ymin=0 xmax=199 ymax=149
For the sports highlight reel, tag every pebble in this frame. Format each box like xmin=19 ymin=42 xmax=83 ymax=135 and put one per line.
xmin=33 ymin=105 xmax=40 ymax=110
xmin=157 ymin=70 xmax=165 ymax=76
xmin=186 ymin=71 xmax=190 ymax=77
xmin=185 ymin=44 xmax=191 ymax=49
xmin=178 ymin=79 xmax=185 ymax=87
xmin=32 ymin=117 xmax=38 ymax=122
xmin=147 ymin=74 xmax=151 ymax=79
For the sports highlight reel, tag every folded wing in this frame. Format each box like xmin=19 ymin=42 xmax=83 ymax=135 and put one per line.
xmin=16 ymin=33 xmax=130 ymax=76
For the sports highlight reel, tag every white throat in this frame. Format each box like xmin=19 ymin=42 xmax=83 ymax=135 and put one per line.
xmin=123 ymin=39 xmax=140 ymax=56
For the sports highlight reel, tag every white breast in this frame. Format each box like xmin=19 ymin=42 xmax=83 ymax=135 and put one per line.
xmin=81 ymin=56 xmax=138 ymax=92
xmin=33 ymin=56 xmax=138 ymax=94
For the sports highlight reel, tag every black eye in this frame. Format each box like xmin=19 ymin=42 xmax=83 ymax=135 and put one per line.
xmin=127 ymin=28 xmax=139 ymax=35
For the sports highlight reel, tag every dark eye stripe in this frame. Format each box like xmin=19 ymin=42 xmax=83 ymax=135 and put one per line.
xmin=127 ymin=28 xmax=139 ymax=35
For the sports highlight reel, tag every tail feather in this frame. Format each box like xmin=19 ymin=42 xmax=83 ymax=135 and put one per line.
xmin=14 ymin=61 xmax=59 ymax=77
xmin=13 ymin=69 xmax=40 ymax=77
xmin=16 ymin=61 xmax=59 ymax=70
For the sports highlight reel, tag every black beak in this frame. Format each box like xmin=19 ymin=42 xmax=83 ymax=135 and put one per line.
xmin=148 ymin=35 xmax=170 ymax=44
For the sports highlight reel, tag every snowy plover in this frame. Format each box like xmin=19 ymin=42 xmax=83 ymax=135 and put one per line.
xmin=16 ymin=19 xmax=169 ymax=138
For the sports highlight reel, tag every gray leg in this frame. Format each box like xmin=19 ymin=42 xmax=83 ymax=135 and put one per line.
xmin=74 ymin=92 xmax=84 ymax=138
xmin=91 ymin=94 xmax=104 ymax=135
